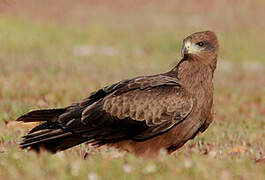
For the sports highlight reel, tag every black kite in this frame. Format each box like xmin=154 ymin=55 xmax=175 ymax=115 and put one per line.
xmin=17 ymin=31 xmax=219 ymax=156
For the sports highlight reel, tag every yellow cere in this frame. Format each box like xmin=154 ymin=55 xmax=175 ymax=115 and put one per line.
xmin=185 ymin=41 xmax=201 ymax=54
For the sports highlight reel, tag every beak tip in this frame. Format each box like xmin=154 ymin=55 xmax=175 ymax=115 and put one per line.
xmin=181 ymin=47 xmax=188 ymax=57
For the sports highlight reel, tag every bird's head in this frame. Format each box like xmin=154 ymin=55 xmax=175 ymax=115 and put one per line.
xmin=181 ymin=31 xmax=219 ymax=69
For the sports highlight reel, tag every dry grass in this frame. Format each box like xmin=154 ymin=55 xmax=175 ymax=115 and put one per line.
xmin=0 ymin=0 xmax=265 ymax=179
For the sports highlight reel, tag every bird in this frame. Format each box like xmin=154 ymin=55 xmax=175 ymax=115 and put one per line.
xmin=17 ymin=31 xmax=219 ymax=156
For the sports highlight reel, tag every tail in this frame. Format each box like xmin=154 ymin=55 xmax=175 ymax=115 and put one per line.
xmin=17 ymin=108 xmax=88 ymax=153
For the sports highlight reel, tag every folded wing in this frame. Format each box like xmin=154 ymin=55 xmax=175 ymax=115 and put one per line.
xmin=18 ymin=75 xmax=194 ymax=152
xmin=81 ymin=75 xmax=194 ymax=141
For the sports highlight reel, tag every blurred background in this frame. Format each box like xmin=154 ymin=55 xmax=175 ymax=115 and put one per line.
xmin=0 ymin=0 xmax=264 ymax=179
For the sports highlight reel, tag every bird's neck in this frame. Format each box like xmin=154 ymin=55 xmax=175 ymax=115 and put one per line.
xmin=168 ymin=58 xmax=214 ymax=91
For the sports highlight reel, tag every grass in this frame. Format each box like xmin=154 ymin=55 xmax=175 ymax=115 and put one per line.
xmin=0 ymin=1 xmax=265 ymax=179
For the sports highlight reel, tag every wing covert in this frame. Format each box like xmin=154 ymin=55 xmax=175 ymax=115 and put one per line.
xmin=81 ymin=75 xmax=194 ymax=141
xmin=103 ymin=85 xmax=193 ymax=127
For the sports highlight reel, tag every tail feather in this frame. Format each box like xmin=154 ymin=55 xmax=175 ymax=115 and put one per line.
xmin=23 ymin=129 xmax=53 ymax=139
xmin=21 ymin=129 xmax=67 ymax=145
xmin=18 ymin=107 xmax=124 ymax=153
xmin=20 ymin=130 xmax=72 ymax=148
xmin=17 ymin=108 xmax=67 ymax=122
xmin=18 ymin=108 xmax=88 ymax=153
xmin=20 ymin=130 xmax=87 ymax=153
xmin=27 ymin=121 xmax=60 ymax=134
xmin=41 ymin=136 xmax=88 ymax=153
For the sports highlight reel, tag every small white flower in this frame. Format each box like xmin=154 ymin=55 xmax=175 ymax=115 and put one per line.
xmin=87 ymin=172 xmax=98 ymax=180
xmin=56 ymin=151 xmax=64 ymax=159
xmin=158 ymin=148 xmax=167 ymax=156
xmin=209 ymin=150 xmax=217 ymax=158
xmin=145 ymin=164 xmax=156 ymax=173
xmin=184 ymin=158 xmax=192 ymax=168
xmin=123 ymin=164 xmax=132 ymax=173
xmin=71 ymin=162 xmax=79 ymax=176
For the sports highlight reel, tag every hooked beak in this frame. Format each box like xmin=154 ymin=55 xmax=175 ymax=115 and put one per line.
xmin=181 ymin=41 xmax=188 ymax=57
xmin=181 ymin=41 xmax=199 ymax=57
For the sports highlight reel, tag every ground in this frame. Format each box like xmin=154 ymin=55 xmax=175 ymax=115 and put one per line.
xmin=0 ymin=0 xmax=265 ymax=179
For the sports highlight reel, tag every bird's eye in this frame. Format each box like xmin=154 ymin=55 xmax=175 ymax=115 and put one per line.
xmin=196 ymin=42 xmax=204 ymax=47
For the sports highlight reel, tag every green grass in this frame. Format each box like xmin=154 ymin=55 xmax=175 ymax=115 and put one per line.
xmin=0 ymin=1 xmax=265 ymax=179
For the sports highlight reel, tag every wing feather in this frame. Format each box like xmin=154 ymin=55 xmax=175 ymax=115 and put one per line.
xmin=103 ymin=86 xmax=193 ymax=126
xmin=79 ymin=75 xmax=193 ymax=141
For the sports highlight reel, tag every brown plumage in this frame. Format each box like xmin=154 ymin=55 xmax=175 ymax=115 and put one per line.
xmin=17 ymin=31 xmax=219 ymax=156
